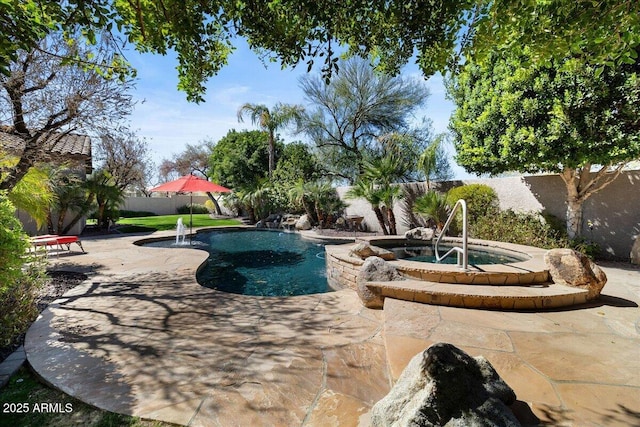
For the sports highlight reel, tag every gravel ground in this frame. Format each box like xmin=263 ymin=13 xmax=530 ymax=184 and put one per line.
xmin=0 ymin=271 xmax=87 ymax=364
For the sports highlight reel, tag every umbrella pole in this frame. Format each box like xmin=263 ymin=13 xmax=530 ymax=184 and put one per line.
xmin=189 ymin=193 xmax=193 ymax=244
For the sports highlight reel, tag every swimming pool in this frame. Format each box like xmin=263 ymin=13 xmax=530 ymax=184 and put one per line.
xmin=388 ymin=244 xmax=525 ymax=264
xmin=146 ymin=230 xmax=330 ymax=296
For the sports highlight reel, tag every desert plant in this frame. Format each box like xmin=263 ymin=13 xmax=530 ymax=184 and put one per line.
xmin=413 ymin=191 xmax=450 ymax=230
xmin=569 ymin=237 xmax=601 ymax=259
xmin=346 ymin=179 xmax=389 ymax=234
xmin=401 ymin=183 xmax=429 ymax=229
xmin=471 ymin=210 xmax=567 ymax=249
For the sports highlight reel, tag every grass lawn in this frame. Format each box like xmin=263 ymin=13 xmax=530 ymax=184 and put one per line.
xmin=0 ymin=367 xmax=174 ymax=427
xmin=116 ymin=215 xmax=241 ymax=232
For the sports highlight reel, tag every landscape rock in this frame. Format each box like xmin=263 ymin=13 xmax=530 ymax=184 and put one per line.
xmin=371 ymin=343 xmax=520 ymax=427
xmin=631 ymin=235 xmax=640 ymax=265
xmin=349 ymin=242 xmax=396 ymax=260
xmin=544 ymin=248 xmax=607 ymax=300
xmin=355 ymin=256 xmax=402 ymax=309
xmin=295 ymin=214 xmax=312 ymax=230
xmin=405 ymin=227 xmax=435 ymax=241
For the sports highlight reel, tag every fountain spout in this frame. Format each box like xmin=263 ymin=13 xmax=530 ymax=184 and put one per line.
xmin=176 ymin=217 xmax=186 ymax=245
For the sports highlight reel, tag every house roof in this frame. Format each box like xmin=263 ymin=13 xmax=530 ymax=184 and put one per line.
xmin=0 ymin=130 xmax=92 ymax=161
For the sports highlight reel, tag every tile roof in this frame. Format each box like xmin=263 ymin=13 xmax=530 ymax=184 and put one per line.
xmin=0 ymin=130 xmax=92 ymax=160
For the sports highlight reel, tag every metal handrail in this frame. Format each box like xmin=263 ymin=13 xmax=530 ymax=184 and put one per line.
xmin=435 ymin=199 xmax=468 ymax=270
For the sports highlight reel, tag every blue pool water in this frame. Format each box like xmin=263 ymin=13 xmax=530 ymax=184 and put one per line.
xmin=389 ymin=245 xmax=525 ymax=264
xmin=147 ymin=230 xmax=329 ymax=296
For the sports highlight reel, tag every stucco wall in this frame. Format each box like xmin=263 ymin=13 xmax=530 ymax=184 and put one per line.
xmin=18 ymin=209 xmax=85 ymax=237
xmin=339 ymin=171 xmax=640 ymax=260
xmin=120 ymin=195 xmax=213 ymax=216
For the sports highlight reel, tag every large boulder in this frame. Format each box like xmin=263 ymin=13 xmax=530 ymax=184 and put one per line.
xmin=350 ymin=242 xmax=396 ymax=261
xmin=355 ymin=256 xmax=402 ymax=308
xmin=295 ymin=214 xmax=312 ymax=230
xmin=544 ymin=248 xmax=607 ymax=300
xmin=631 ymin=235 xmax=640 ymax=265
xmin=371 ymin=343 xmax=519 ymax=427
xmin=405 ymin=227 xmax=435 ymax=241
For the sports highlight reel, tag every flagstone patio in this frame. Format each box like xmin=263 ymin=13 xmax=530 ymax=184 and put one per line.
xmin=25 ymin=230 xmax=640 ymax=426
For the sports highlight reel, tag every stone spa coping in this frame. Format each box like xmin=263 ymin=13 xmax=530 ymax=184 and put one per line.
xmin=327 ymin=236 xmax=551 ymax=286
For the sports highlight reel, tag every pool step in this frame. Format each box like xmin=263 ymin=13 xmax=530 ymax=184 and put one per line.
xmin=366 ymin=279 xmax=590 ymax=310
xmin=397 ymin=263 xmax=550 ymax=285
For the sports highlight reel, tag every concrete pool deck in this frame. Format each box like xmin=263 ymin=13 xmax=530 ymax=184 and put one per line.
xmin=25 ymin=230 xmax=640 ymax=426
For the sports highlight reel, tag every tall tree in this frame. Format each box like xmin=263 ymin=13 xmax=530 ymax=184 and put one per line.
xmin=96 ymin=130 xmax=154 ymax=193
xmin=272 ymin=142 xmax=321 ymax=184
xmin=300 ymin=58 xmax=432 ymax=183
xmin=237 ymin=103 xmax=304 ymax=179
xmin=158 ymin=139 xmax=215 ymax=182
xmin=0 ymin=32 xmax=133 ymax=191
xmin=5 ymin=1 xmax=639 ymax=102
xmin=449 ymin=49 xmax=640 ymax=238
xmin=209 ymin=130 xmax=272 ymax=190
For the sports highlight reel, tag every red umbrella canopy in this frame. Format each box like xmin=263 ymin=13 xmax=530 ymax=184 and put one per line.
xmin=150 ymin=174 xmax=231 ymax=193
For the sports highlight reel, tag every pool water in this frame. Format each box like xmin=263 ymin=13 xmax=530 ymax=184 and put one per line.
xmin=389 ymin=245 xmax=525 ymax=264
xmin=147 ymin=230 xmax=330 ymax=296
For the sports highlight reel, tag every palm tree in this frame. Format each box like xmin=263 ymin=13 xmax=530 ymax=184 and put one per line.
xmin=346 ymin=179 xmax=389 ymax=235
xmin=237 ymin=102 xmax=304 ymax=179
xmin=417 ymin=135 xmax=453 ymax=189
xmin=63 ymin=170 xmax=123 ymax=232
xmin=377 ymin=185 xmax=404 ymax=235
xmin=236 ymin=178 xmax=273 ymax=223
xmin=9 ymin=166 xmax=55 ymax=231
xmin=47 ymin=170 xmax=85 ymax=234
xmin=288 ymin=179 xmax=317 ymax=223
xmin=361 ymin=155 xmax=405 ymax=235
xmin=413 ymin=191 xmax=450 ymax=231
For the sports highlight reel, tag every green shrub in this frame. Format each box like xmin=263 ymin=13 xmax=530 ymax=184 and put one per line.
xmin=0 ymin=191 xmax=47 ymax=347
xmin=471 ymin=209 xmax=567 ymax=249
xmin=177 ymin=204 xmax=209 ymax=214
xmin=413 ymin=191 xmax=450 ymax=228
xmin=0 ymin=191 xmax=29 ymax=290
xmin=119 ymin=210 xmax=157 ymax=218
xmin=446 ymin=184 xmax=499 ymax=222
xmin=0 ymin=259 xmax=47 ymax=347
xmin=569 ymin=236 xmax=601 ymax=259
xmin=204 ymin=200 xmax=216 ymax=213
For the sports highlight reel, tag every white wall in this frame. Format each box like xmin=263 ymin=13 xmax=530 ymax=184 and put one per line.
xmin=121 ymin=195 xmax=212 ymax=216
xmin=339 ymin=171 xmax=640 ymax=260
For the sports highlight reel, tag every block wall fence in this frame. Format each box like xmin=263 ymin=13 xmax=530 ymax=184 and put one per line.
xmin=338 ymin=171 xmax=640 ymax=261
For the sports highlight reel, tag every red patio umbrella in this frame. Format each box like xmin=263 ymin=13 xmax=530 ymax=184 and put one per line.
xmin=150 ymin=174 xmax=231 ymax=242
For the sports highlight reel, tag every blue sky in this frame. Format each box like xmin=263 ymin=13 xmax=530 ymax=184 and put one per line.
xmin=124 ymin=39 xmax=469 ymax=181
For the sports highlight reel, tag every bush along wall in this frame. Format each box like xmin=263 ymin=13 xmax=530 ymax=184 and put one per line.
xmin=0 ymin=191 xmax=47 ymax=348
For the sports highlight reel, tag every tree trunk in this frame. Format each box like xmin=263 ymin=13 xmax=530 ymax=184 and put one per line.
xmin=566 ymin=196 xmax=583 ymax=240
xmin=57 ymin=207 xmax=68 ymax=234
xmin=387 ymin=204 xmax=398 ymax=235
xmin=267 ymin=132 xmax=275 ymax=179
xmin=302 ymin=201 xmax=315 ymax=225
xmin=315 ymin=201 xmax=325 ymax=228
xmin=206 ymin=192 xmax=223 ymax=215
xmin=560 ymin=164 xmax=625 ymax=240
xmin=373 ymin=207 xmax=389 ymax=235
xmin=62 ymin=193 xmax=94 ymax=235
xmin=0 ymin=134 xmax=40 ymax=191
